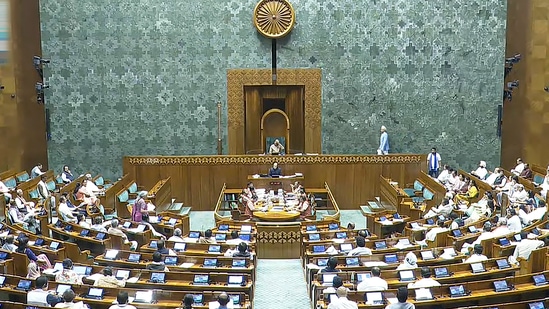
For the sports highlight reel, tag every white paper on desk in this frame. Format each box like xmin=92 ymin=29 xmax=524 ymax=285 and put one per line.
xmin=443 ymin=248 xmax=456 ymax=257
xmin=126 ymin=277 xmax=139 ymax=283
xmin=180 ymin=262 xmax=195 ymax=268
xmin=363 ymin=261 xmax=388 ymax=267
xmin=380 ymin=221 xmax=393 ymax=226
xmin=295 ymin=173 xmax=303 ymax=176
xmin=183 ymin=238 xmax=198 ymax=243
xmin=252 ymin=174 xmax=260 ymax=178
xmin=392 ymin=219 xmax=404 ymax=222
xmin=393 ymin=243 xmax=412 ymax=250
xmin=42 ymin=268 xmax=57 ymax=275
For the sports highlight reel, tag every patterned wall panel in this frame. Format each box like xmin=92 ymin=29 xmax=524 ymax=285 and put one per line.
xmin=40 ymin=0 xmax=507 ymax=179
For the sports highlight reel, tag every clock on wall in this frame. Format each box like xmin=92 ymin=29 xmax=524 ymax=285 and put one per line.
xmin=253 ymin=0 xmax=295 ymax=39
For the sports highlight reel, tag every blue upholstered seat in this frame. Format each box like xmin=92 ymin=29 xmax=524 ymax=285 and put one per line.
xmin=533 ymin=175 xmax=544 ymax=186
xmin=29 ymin=188 xmax=39 ymax=199
xmin=412 ymin=188 xmax=434 ymax=204
xmin=17 ymin=172 xmax=30 ymax=183
xmin=4 ymin=177 xmax=16 ymax=189
xmin=55 ymin=175 xmax=64 ymax=184
xmin=117 ymin=190 xmax=129 ymax=203
xmin=46 ymin=181 xmax=56 ymax=191
xmin=128 ymin=182 xmax=138 ymax=194
xmin=404 ymin=180 xmax=424 ymax=197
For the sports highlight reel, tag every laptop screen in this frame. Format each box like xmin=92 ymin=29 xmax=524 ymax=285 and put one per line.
xmin=193 ymin=275 xmax=209 ymax=284
xmin=399 ymin=270 xmax=415 ymax=281
xmin=410 ymin=222 xmax=420 ymax=229
xmin=17 ymin=280 xmax=31 ymax=290
xmin=426 ymin=218 xmax=435 ymax=225
xmin=136 ymin=224 xmax=146 ymax=232
xmin=340 ymin=243 xmax=353 ymax=252
xmin=435 ymin=267 xmax=449 ymax=277
xmin=317 ymin=258 xmax=329 ymax=267
xmin=135 ymin=291 xmax=153 ymax=303
xmin=50 ymin=242 xmax=60 ymax=250
xmin=335 ymin=232 xmax=347 ymax=239
xmin=104 ymin=249 xmax=119 ymax=260
xmin=496 ymin=259 xmax=510 ymax=269
xmin=356 ymin=273 xmax=371 ymax=282
xmin=204 ymin=258 xmax=217 ymax=267
xmin=150 ymin=273 xmax=165 ymax=282
xmin=328 ymin=223 xmax=339 ymax=230
xmin=346 ymin=257 xmax=359 ymax=266
xmin=468 ymin=226 xmax=477 ymax=233
xmin=128 ymin=253 xmax=141 ymax=262
xmin=232 ymin=259 xmax=246 ymax=268
xmin=420 ymin=251 xmax=435 ymax=260
xmin=529 ymin=302 xmax=546 ymax=309
xmin=313 ymin=245 xmax=325 ymax=253
xmin=240 ymin=225 xmax=252 ymax=233
xmin=228 ymin=275 xmax=243 ymax=285
xmin=88 ymin=288 xmax=103 ymax=297
xmin=188 ymin=231 xmax=200 ymax=238
xmin=239 ymin=234 xmax=251 ymax=242
xmin=366 ymin=292 xmax=383 ymax=303
xmin=164 ymin=256 xmax=178 ymax=265
xmin=309 ymin=233 xmax=320 ymax=241
xmin=208 ymin=245 xmax=221 ymax=253
xmin=215 ymin=234 xmax=227 ymax=241
xmin=471 ymin=263 xmax=485 ymax=273
xmin=514 ymin=234 xmax=522 ymax=242
xmin=56 ymin=284 xmax=71 ymax=295
xmin=193 ymin=294 xmax=204 ymax=304
xmin=415 ymin=288 xmax=433 ymax=300
xmin=306 ymin=225 xmax=317 ymax=231
xmin=174 ymin=243 xmax=186 ymax=252
xmin=322 ymin=274 xmax=336 ymax=286
xmin=375 ymin=241 xmax=387 ymax=249
xmin=449 ymin=285 xmax=465 ymax=296
xmin=533 ymin=274 xmax=547 ymax=285
xmin=218 ymin=224 xmax=229 ymax=231
xmin=385 ymin=254 xmax=398 ymax=264
xmin=116 ymin=270 xmax=130 ymax=280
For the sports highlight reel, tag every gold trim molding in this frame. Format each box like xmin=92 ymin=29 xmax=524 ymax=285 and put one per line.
xmin=227 ymin=68 xmax=322 ymax=154
xmin=126 ymin=154 xmax=424 ymax=166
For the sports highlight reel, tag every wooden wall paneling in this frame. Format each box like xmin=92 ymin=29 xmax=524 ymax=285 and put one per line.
xmin=11 ymin=0 xmax=47 ymax=171
xmin=244 ymin=87 xmax=262 ymax=154
xmin=286 ymin=86 xmax=305 ymax=153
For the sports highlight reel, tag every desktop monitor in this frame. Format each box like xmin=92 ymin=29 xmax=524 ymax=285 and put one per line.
xmin=346 ymin=257 xmax=360 ymax=266
xmin=415 ymin=288 xmax=433 ymax=300
xmin=340 ymin=243 xmax=353 ymax=252
xmin=384 ymin=254 xmax=398 ymax=264
xmin=0 ymin=252 xmax=8 ymax=261
xmin=128 ymin=253 xmax=141 ymax=263
xmin=533 ymin=274 xmax=548 ymax=286
xmin=240 ymin=225 xmax=252 ymax=233
xmin=116 ymin=270 xmax=130 ymax=280
xmin=514 ymin=234 xmax=522 ymax=242
xmin=208 ymin=245 xmax=221 ymax=253
xmin=434 ymin=267 xmax=450 ymax=278
xmin=499 ymin=238 xmax=510 ymax=246
xmin=134 ymin=291 xmax=153 ymax=303
xmin=122 ymin=222 xmax=132 ymax=228
xmin=356 ymin=273 xmax=371 ymax=282
xmin=420 ymin=251 xmax=435 ymax=260
xmin=232 ymin=259 xmax=246 ymax=268
xmin=493 ymin=280 xmax=509 ymax=292
xmin=188 ymin=231 xmax=200 ymax=238
xmin=79 ymin=229 xmax=90 ymax=237
xmin=365 ymin=292 xmax=383 ymax=305
xmin=193 ymin=274 xmax=209 ymax=285
xmin=104 ymin=249 xmax=119 ymax=260
xmin=313 ymin=245 xmax=325 ymax=253
xmin=192 ymin=294 xmax=204 ymax=305
xmin=451 ymin=229 xmax=462 ymax=237
xmin=449 ymin=285 xmax=466 ymax=297
xmin=468 ymin=226 xmax=478 ymax=233
xmin=150 ymin=273 xmax=165 ymax=283
xmin=317 ymin=258 xmax=329 ymax=267
xmin=335 ymin=232 xmax=347 ymax=239
xmin=426 ymin=218 xmax=435 ymax=225
xmin=239 ymin=234 xmax=251 ymax=242
xmin=64 ymin=225 xmax=73 ymax=232
xmin=375 ymin=241 xmax=387 ymax=249
xmin=87 ymin=288 xmax=104 ymax=299
xmin=73 ymin=266 xmax=92 ymax=276
xmin=136 ymin=224 xmax=146 ymax=232
xmin=215 ymin=234 xmax=227 ymax=241
xmin=56 ymin=284 xmax=71 ymax=295
xmin=309 ymin=233 xmax=321 ymax=241
xmin=529 ymin=302 xmax=546 ymax=309
xmin=328 ymin=223 xmax=339 ymax=230
xmin=0 ymin=276 xmax=6 ymax=287
xmin=167 ymin=218 xmax=177 ymax=226
xmin=16 ymin=280 xmax=32 ymax=291
xmin=204 ymin=258 xmax=218 ymax=267
xmin=322 ymin=274 xmax=336 ymax=286
xmin=34 ymin=238 xmax=45 ymax=246
xmin=470 ymin=262 xmax=485 ymax=273
xmin=218 ymin=224 xmax=229 ymax=231
xmin=164 ymin=256 xmax=178 ymax=266
xmin=228 ymin=275 xmax=244 ymax=286
xmin=95 ymin=232 xmax=106 ymax=240
xmin=229 ymin=294 xmax=240 ymax=305
xmin=149 ymin=240 xmax=158 ymax=248
xmin=410 ymin=222 xmax=420 ymax=229
xmin=49 ymin=242 xmax=60 ymax=250
xmin=393 ymin=213 xmax=402 ymax=219
xmin=496 ymin=259 xmax=511 ymax=269
xmin=306 ymin=225 xmax=317 ymax=232
xmin=173 ymin=243 xmax=186 ymax=252
xmin=399 ymin=270 xmax=415 ymax=282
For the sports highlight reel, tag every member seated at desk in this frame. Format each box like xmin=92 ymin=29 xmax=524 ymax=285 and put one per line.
xmin=323 ymin=275 xmax=344 ymax=294
xmin=226 ymin=231 xmax=244 ymax=245
xmin=61 ymin=165 xmax=75 ymax=184
xmin=27 ymin=276 xmax=63 ymax=307
xmin=27 ymin=261 xmax=41 ymax=280
xmin=290 ymin=181 xmax=303 ymax=194
xmin=108 ymin=219 xmax=138 ymax=250
xmin=268 ymin=139 xmax=285 ymax=155
xmin=268 ymin=162 xmax=282 ymax=177
xmin=109 ymin=291 xmax=137 ymax=309
xmin=15 ymin=189 xmax=35 ymax=212
xmin=423 ymin=220 xmax=448 ymax=243
xmin=385 ymin=287 xmax=415 ymax=309
xmin=211 ymin=293 xmax=231 ymax=309
xmin=509 ymin=232 xmax=545 ymax=264
xmin=198 ymin=229 xmax=217 ymax=244
xmin=397 ymin=252 xmax=418 ymax=271
xmin=0 ymin=179 xmax=12 ymax=201
xmin=245 ymin=182 xmax=258 ymax=201
xmin=233 ymin=242 xmax=251 ymax=258
xmin=147 ymin=251 xmax=169 ymax=271
xmin=408 ymin=267 xmax=441 ymax=289
xmin=471 ymin=161 xmax=488 ymax=180
xmin=155 ymin=239 xmax=176 ymax=256
xmin=94 ymin=267 xmax=126 ymax=288
xmin=179 ymin=294 xmax=194 ymax=309
xmin=91 ymin=216 xmax=108 ymax=233
xmin=464 ymin=244 xmax=488 ymax=263
xmin=75 ymin=180 xmax=99 ymax=208
xmin=328 ymin=286 xmax=358 ymax=309
xmin=357 ymin=267 xmax=388 ymax=292
xmin=77 ymin=214 xmax=91 ymax=229
xmin=55 ymin=258 xmax=83 ymax=285
xmin=16 ymin=236 xmax=52 ymax=270
xmin=240 ymin=190 xmax=256 ymax=217
xmin=455 ymin=180 xmax=479 ymax=205
xmin=168 ymin=228 xmax=185 ymax=242
xmin=348 ymin=236 xmax=372 ymax=256
xmin=296 ymin=195 xmax=312 ymax=220
xmin=319 ymin=257 xmax=341 ymax=274
xmin=424 ymin=197 xmax=453 ymax=219
xmin=58 ymin=196 xmax=77 ymax=223
xmin=54 ymin=289 xmax=89 ymax=309
xmin=8 ymin=200 xmax=40 ymax=234
xmin=2 ymin=234 xmax=17 ymax=252
xmin=141 ymin=213 xmax=167 ymax=239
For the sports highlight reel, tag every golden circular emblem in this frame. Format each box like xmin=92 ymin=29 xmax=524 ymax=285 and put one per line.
xmin=253 ymin=0 xmax=295 ymax=39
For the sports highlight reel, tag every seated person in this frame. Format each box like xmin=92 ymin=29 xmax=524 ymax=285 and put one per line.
xmin=2 ymin=235 xmax=17 ymax=252
xmin=77 ymin=214 xmax=91 ymax=229
xmin=328 ymin=286 xmax=358 ymax=309
xmin=319 ymin=256 xmax=341 ymax=274
xmin=492 ymin=218 xmax=511 ymax=236
xmin=146 ymin=252 xmax=169 ymax=272
xmin=507 ymin=208 xmax=522 ymax=233
xmin=509 ymin=184 xmax=528 ymax=204
xmin=90 ymin=216 xmax=108 ymax=233
xmin=511 ymin=158 xmax=525 ymax=175
xmin=269 ymin=139 xmax=285 ymax=155
xmin=27 ymin=276 xmax=63 ymax=307
xmin=424 ymin=197 xmax=453 ymax=218
xmin=268 ymin=162 xmax=282 ymax=177
xmin=464 ymin=244 xmax=488 ymax=263
xmin=290 ymin=181 xmax=303 ymax=194
xmin=454 ymin=180 xmax=478 ymax=205
xmin=323 ymin=275 xmax=343 ymax=294
xmin=155 ymin=239 xmax=176 ymax=256
xmin=226 ymin=231 xmax=243 ymax=245
xmin=396 ymin=252 xmax=418 ymax=270
xmin=509 ymin=232 xmax=545 ymax=264
xmin=16 ymin=237 xmax=52 ymax=270
xmin=54 ymin=289 xmax=88 ymax=309
xmin=75 ymin=180 xmax=99 ymax=207
xmin=198 ymin=229 xmax=217 ymax=244
xmin=85 ymin=174 xmax=102 ymax=193
xmin=240 ymin=190 xmax=256 ymax=217
xmin=408 ymin=267 xmax=441 ymax=289
xmin=8 ymin=200 xmax=39 ymax=233
xmin=167 ymin=228 xmax=185 ymax=242
xmin=55 ymin=258 xmax=82 ymax=285
xmin=423 ymin=220 xmax=448 ymax=243
xmin=471 ymin=161 xmax=488 ymax=179
xmin=490 ymin=168 xmax=507 ymax=188
xmin=109 ymin=291 xmax=137 ymax=309
xmin=27 ymin=261 xmax=41 ymax=280
xmin=437 ymin=165 xmax=451 ymax=184
xmin=61 ymin=165 xmax=75 ymax=184
xmin=107 ymin=219 xmax=137 ymax=250
xmin=347 ymin=236 xmax=372 ymax=256
xmin=233 ymin=242 xmax=251 ymax=258
xmin=94 ymin=267 xmax=126 ymax=288
xmin=140 ymin=213 xmax=166 ymax=239
xmin=357 ymin=267 xmax=388 ymax=291
xmin=520 ymin=163 xmax=533 ymax=179
xmin=0 ymin=179 xmax=12 ymax=201
xmin=296 ymin=195 xmax=312 ymax=219
xmin=15 ymin=189 xmax=35 ymax=213
xmin=58 ymin=196 xmax=77 ymax=223
xmin=31 ymin=163 xmax=44 ymax=178
xmin=385 ymin=287 xmax=414 ymax=309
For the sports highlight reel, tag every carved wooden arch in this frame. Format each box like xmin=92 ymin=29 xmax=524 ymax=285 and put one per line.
xmin=261 ymin=108 xmax=290 ymax=154
xmin=227 ymin=68 xmax=322 ymax=154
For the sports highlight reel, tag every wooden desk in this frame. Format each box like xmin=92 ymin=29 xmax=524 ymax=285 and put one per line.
xmin=253 ymin=209 xmax=300 ymax=222
xmin=256 ymin=221 xmax=301 ymax=259
xmin=379 ymin=175 xmax=412 ymax=211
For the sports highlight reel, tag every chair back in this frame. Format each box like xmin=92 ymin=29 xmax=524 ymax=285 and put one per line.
xmin=16 ymin=172 xmax=30 ymax=183
xmin=95 ymin=176 xmax=104 ymax=186
xmin=128 ymin=182 xmax=138 ymax=194
xmin=4 ymin=177 xmax=16 ymax=188
xmin=117 ymin=190 xmax=129 ymax=203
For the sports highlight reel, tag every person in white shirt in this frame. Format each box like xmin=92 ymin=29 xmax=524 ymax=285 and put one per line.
xmin=541 ymin=169 xmax=549 ymax=199
xmin=507 ymin=209 xmax=522 ymax=233
xmin=77 ymin=214 xmax=91 ymax=229
xmin=61 ymin=165 xmax=75 ymax=184
xmin=509 ymin=184 xmax=528 ymax=204
xmin=328 ymin=286 xmax=358 ymax=309
xmin=436 ymin=165 xmax=451 ymax=184
xmin=2 ymin=235 xmax=17 ymax=252
xmin=90 ymin=217 xmax=108 ymax=233
xmin=8 ymin=200 xmax=39 ymax=233
xmin=444 ymin=170 xmax=459 ymax=191
xmin=108 ymin=291 xmax=137 ymax=309
xmin=461 ymin=222 xmax=493 ymax=253
xmin=54 ymin=289 xmax=87 ymax=308
xmin=167 ymin=228 xmax=185 ymax=242
xmin=15 ymin=189 xmax=35 ymax=212
xmin=58 ymin=197 xmax=77 ymax=223
xmin=322 ymin=275 xmax=344 ymax=295
xmin=27 ymin=276 xmax=63 ymax=307
xmin=347 ymin=236 xmax=372 ymax=256
xmin=397 ymin=252 xmax=418 ymax=270
xmin=491 ymin=168 xmax=507 ymax=188
xmin=225 ymin=231 xmax=245 ymax=245
xmin=268 ymin=139 xmax=285 ymax=155
xmin=408 ymin=267 xmax=441 ymax=289
xmin=496 ymin=175 xmax=518 ymax=207
xmin=464 ymin=244 xmax=488 ymax=263
xmin=37 ymin=175 xmax=50 ymax=200
xmin=356 ymin=267 xmax=388 ymax=291
xmin=0 ymin=180 xmax=12 ymax=201
xmin=509 ymin=232 xmax=545 ymax=264
xmin=511 ymin=158 xmax=525 ymax=175
xmin=424 ymin=197 xmax=453 ymax=219
xmin=85 ymin=174 xmax=101 ymax=193
xmin=484 ymin=168 xmax=499 ymax=186
xmin=31 ymin=164 xmax=44 ymax=179
xmin=471 ymin=161 xmax=488 ymax=180
xmin=385 ymin=287 xmax=415 ymax=309
xmin=427 ymin=148 xmax=442 ymax=178
xmin=424 ymin=220 xmax=448 ymax=243
xmin=491 ymin=218 xmax=511 ymax=237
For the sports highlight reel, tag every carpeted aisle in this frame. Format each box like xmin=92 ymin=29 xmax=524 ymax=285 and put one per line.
xmin=253 ymin=259 xmax=311 ymax=309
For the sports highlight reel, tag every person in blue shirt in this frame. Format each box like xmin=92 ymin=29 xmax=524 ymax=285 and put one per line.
xmin=268 ymin=162 xmax=282 ymax=177
xmin=377 ymin=126 xmax=389 ymax=155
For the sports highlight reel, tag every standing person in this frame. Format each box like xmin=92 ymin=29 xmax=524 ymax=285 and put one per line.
xmin=132 ymin=191 xmax=148 ymax=222
xmin=377 ymin=126 xmax=389 ymax=155
xmin=427 ymin=147 xmax=442 ymax=177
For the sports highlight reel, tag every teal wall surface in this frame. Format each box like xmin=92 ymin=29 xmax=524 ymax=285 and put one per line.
xmin=40 ymin=0 xmax=507 ymax=179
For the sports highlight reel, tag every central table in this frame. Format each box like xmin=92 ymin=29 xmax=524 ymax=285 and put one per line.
xmin=253 ymin=208 xmax=301 ymax=222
